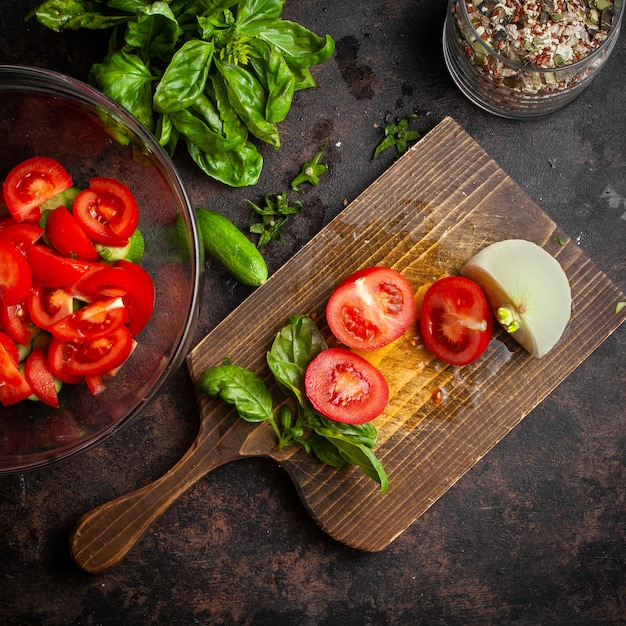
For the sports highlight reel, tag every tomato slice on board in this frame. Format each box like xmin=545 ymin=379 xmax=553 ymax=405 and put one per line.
xmin=0 ymin=301 xmax=36 ymax=346
xmin=24 ymin=346 xmax=59 ymax=408
xmin=72 ymin=177 xmax=139 ymax=247
xmin=304 ymin=347 xmax=389 ymax=425
xmin=45 ymin=205 xmax=100 ymax=261
xmin=326 ymin=267 xmax=415 ymax=351
xmin=0 ymin=239 xmax=33 ymax=305
xmin=48 ymin=325 xmax=134 ymax=380
xmin=78 ymin=263 xmax=154 ymax=336
xmin=50 ymin=296 xmax=129 ymax=342
xmin=28 ymin=244 xmax=93 ymax=288
xmin=2 ymin=156 xmax=72 ymax=223
xmin=419 ymin=275 xmax=494 ymax=367
xmin=28 ymin=284 xmax=75 ymax=330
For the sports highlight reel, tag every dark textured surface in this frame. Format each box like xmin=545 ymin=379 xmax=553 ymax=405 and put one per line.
xmin=1 ymin=1 xmax=624 ymax=624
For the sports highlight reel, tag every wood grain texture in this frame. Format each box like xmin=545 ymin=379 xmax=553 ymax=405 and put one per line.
xmin=187 ymin=117 xmax=625 ymax=551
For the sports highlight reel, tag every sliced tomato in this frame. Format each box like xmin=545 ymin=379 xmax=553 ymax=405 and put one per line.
xmin=304 ymin=347 xmax=389 ymax=424
xmin=0 ymin=333 xmax=33 ymax=405
xmin=28 ymin=283 xmax=74 ymax=330
xmin=2 ymin=156 xmax=72 ymax=223
xmin=50 ymin=296 xmax=129 ymax=341
xmin=0 ymin=222 xmax=44 ymax=252
xmin=0 ymin=300 xmax=36 ymax=346
xmin=24 ymin=346 xmax=59 ymax=407
xmin=45 ymin=205 xmax=100 ymax=261
xmin=326 ymin=267 xmax=415 ymax=351
xmin=419 ymin=275 xmax=494 ymax=366
xmin=78 ymin=263 xmax=154 ymax=336
xmin=73 ymin=177 xmax=139 ymax=247
xmin=48 ymin=325 xmax=133 ymax=379
xmin=0 ymin=239 xmax=33 ymax=305
xmin=28 ymin=244 xmax=93 ymax=287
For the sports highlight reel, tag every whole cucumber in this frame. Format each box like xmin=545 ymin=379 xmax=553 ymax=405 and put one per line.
xmin=196 ymin=208 xmax=268 ymax=286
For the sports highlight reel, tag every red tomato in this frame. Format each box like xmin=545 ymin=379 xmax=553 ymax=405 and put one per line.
xmin=0 ymin=333 xmax=33 ymax=405
xmin=0 ymin=301 xmax=36 ymax=346
xmin=326 ymin=267 xmax=415 ymax=351
xmin=48 ymin=325 xmax=134 ymax=380
xmin=24 ymin=346 xmax=59 ymax=408
xmin=45 ymin=205 xmax=100 ymax=261
xmin=78 ymin=263 xmax=154 ymax=336
xmin=50 ymin=296 xmax=129 ymax=342
xmin=304 ymin=347 xmax=389 ymax=424
xmin=0 ymin=239 xmax=33 ymax=305
xmin=28 ymin=244 xmax=93 ymax=287
xmin=2 ymin=156 xmax=72 ymax=223
xmin=419 ymin=276 xmax=494 ymax=366
xmin=73 ymin=177 xmax=139 ymax=247
xmin=28 ymin=284 xmax=74 ymax=330
xmin=0 ymin=223 xmax=44 ymax=251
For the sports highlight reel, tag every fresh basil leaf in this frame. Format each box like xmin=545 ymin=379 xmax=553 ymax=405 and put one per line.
xmin=262 ymin=43 xmax=296 ymax=123
xmin=206 ymin=73 xmax=249 ymax=145
xmin=169 ymin=107 xmax=242 ymax=153
xmin=154 ymin=39 xmax=214 ymax=113
xmin=89 ymin=50 xmax=155 ymax=129
xmin=27 ymin=0 xmax=127 ymax=31
xmin=235 ymin=0 xmax=284 ymax=36
xmin=259 ymin=21 xmax=335 ymax=68
xmin=107 ymin=0 xmax=151 ymax=12
xmin=325 ymin=435 xmax=389 ymax=493
xmin=289 ymin=65 xmax=316 ymax=91
xmin=124 ymin=2 xmax=182 ymax=62
xmin=215 ymin=58 xmax=280 ymax=147
xmin=198 ymin=364 xmax=273 ymax=423
xmin=308 ymin=434 xmax=349 ymax=468
xmin=187 ymin=139 xmax=263 ymax=187
xmin=312 ymin=419 xmax=378 ymax=450
xmin=267 ymin=315 xmax=326 ymax=405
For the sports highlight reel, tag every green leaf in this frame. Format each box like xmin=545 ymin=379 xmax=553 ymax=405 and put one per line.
xmin=27 ymin=0 xmax=127 ymax=32
xmin=124 ymin=1 xmax=182 ymax=62
xmin=259 ymin=21 xmax=335 ymax=68
xmin=324 ymin=435 xmax=389 ymax=493
xmin=187 ymin=139 xmax=263 ymax=187
xmin=215 ymin=58 xmax=280 ymax=147
xmin=154 ymin=39 xmax=215 ymax=113
xmin=308 ymin=434 xmax=349 ymax=468
xmin=235 ymin=0 xmax=284 ymax=35
xmin=267 ymin=315 xmax=327 ymax=404
xmin=89 ymin=50 xmax=155 ymax=129
xmin=198 ymin=364 xmax=274 ymax=423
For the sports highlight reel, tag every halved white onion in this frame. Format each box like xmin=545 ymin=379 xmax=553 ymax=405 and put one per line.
xmin=461 ymin=239 xmax=571 ymax=358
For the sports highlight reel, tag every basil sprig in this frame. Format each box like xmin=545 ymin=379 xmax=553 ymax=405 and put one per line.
xmin=28 ymin=0 xmax=335 ymax=187
xmin=198 ymin=315 xmax=388 ymax=493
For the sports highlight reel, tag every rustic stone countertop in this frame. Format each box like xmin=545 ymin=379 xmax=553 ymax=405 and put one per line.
xmin=1 ymin=0 xmax=624 ymax=624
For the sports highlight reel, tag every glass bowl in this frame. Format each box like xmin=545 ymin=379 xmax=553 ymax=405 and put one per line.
xmin=0 ymin=65 xmax=202 ymax=473
xmin=443 ymin=0 xmax=624 ymax=118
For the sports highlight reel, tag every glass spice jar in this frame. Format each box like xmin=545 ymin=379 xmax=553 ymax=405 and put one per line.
xmin=443 ymin=0 xmax=624 ymax=118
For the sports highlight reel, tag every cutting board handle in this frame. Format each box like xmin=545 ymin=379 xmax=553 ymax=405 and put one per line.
xmin=69 ymin=415 xmax=261 ymax=574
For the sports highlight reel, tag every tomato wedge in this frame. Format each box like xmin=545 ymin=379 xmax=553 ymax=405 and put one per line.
xmin=304 ymin=347 xmax=389 ymax=424
xmin=45 ymin=205 xmax=100 ymax=261
xmin=0 ymin=223 xmax=44 ymax=252
xmin=28 ymin=284 xmax=75 ymax=330
xmin=0 ymin=239 xmax=33 ymax=305
xmin=48 ymin=325 xmax=134 ymax=380
xmin=2 ymin=156 xmax=72 ymax=223
xmin=28 ymin=244 xmax=94 ymax=288
xmin=0 ymin=332 xmax=33 ymax=405
xmin=78 ymin=262 xmax=154 ymax=336
xmin=50 ymin=296 xmax=129 ymax=341
xmin=24 ymin=346 xmax=59 ymax=408
xmin=0 ymin=301 xmax=36 ymax=346
xmin=419 ymin=275 xmax=494 ymax=366
xmin=73 ymin=177 xmax=139 ymax=247
xmin=326 ymin=267 xmax=415 ymax=351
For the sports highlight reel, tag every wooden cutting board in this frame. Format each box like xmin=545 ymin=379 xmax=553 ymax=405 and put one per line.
xmin=187 ymin=116 xmax=625 ymax=551
xmin=70 ymin=117 xmax=626 ymax=573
